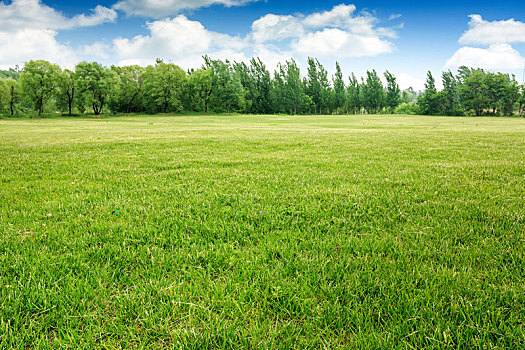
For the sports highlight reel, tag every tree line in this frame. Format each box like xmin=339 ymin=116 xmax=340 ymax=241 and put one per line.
xmin=1 ymin=57 xmax=524 ymax=117
xmin=418 ymin=68 xmax=525 ymax=117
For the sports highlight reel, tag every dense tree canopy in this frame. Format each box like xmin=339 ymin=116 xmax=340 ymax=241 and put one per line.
xmin=417 ymin=66 xmax=522 ymax=117
xmin=1 ymin=59 xmax=524 ymax=117
xmin=75 ymin=61 xmax=119 ymax=115
xmin=19 ymin=60 xmax=61 ymax=117
xmin=384 ymin=71 xmax=400 ymax=114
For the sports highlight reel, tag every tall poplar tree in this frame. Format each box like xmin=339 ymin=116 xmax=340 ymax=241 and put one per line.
xmin=384 ymin=70 xmax=400 ymax=114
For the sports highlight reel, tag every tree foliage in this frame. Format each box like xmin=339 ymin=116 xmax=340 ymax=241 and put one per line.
xmin=362 ymin=70 xmax=384 ymax=114
xmin=19 ymin=60 xmax=61 ymax=117
xmin=384 ymin=70 xmax=400 ymax=113
xmin=142 ymin=60 xmax=186 ymax=114
xmin=332 ymin=62 xmax=346 ymax=114
xmin=2 ymin=57 xmax=523 ymax=118
xmin=417 ymin=71 xmax=440 ymax=115
xmin=75 ymin=62 xmax=119 ymax=115
xmin=112 ymin=65 xmax=145 ymax=114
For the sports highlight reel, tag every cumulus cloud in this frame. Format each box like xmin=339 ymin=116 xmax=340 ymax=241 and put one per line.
xmin=0 ymin=0 xmax=116 ymax=31
xmin=0 ymin=29 xmax=76 ymax=69
xmin=0 ymin=0 xmax=117 ymax=68
xmin=302 ymin=4 xmax=357 ymax=28
xmin=113 ymin=15 xmax=248 ymax=67
xmin=0 ymin=1 xmax=397 ymax=70
xmin=445 ymin=15 xmax=525 ymax=71
xmin=445 ymin=44 xmax=525 ymax=70
xmin=113 ymin=0 xmax=257 ymax=17
xmin=69 ymin=5 xmax=118 ymax=28
xmin=292 ymin=28 xmax=394 ymax=58
xmin=251 ymin=15 xmax=304 ymax=43
xmin=459 ymin=15 xmax=525 ymax=45
xmin=108 ymin=4 xmax=397 ymax=68
xmin=250 ymin=4 xmax=396 ymax=58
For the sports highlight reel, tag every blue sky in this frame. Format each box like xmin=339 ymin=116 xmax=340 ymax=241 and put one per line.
xmin=1 ymin=0 xmax=524 ymax=90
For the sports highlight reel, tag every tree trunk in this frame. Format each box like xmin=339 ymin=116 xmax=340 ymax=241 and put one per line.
xmin=127 ymin=89 xmax=140 ymax=114
xmin=68 ymin=88 xmax=74 ymax=116
xmin=10 ymin=86 xmax=14 ymax=116
xmin=38 ymin=97 xmax=43 ymax=117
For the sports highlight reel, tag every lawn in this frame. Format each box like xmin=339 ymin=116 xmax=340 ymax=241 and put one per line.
xmin=0 ymin=114 xmax=524 ymax=348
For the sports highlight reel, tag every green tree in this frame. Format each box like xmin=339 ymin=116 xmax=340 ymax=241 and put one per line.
xmin=233 ymin=59 xmax=273 ymax=114
xmin=456 ymin=66 xmax=473 ymax=84
xmin=5 ymin=79 xmax=20 ymax=116
xmin=270 ymin=67 xmax=286 ymax=114
xmin=460 ymin=70 xmax=488 ymax=116
xmin=384 ymin=70 xmax=400 ymax=114
xmin=19 ymin=60 xmax=62 ymax=117
xmin=499 ymin=74 xmax=520 ymax=116
xmin=143 ymin=60 xmax=187 ymax=114
xmin=362 ymin=70 xmax=384 ymax=114
xmin=282 ymin=59 xmax=309 ymax=115
xmin=248 ymin=58 xmax=272 ymax=114
xmin=233 ymin=61 xmax=254 ymax=112
xmin=56 ymin=69 xmax=76 ymax=116
xmin=418 ymin=71 xmax=439 ymax=115
xmin=346 ymin=73 xmax=360 ymax=114
xmin=440 ymin=70 xmax=461 ymax=116
xmin=518 ymin=85 xmax=525 ymax=117
xmin=0 ymin=80 xmax=9 ymax=114
xmin=184 ymin=68 xmax=214 ymax=112
xmin=111 ymin=65 xmax=145 ymax=113
xmin=484 ymin=72 xmax=506 ymax=115
xmin=332 ymin=62 xmax=346 ymax=114
xmin=317 ymin=60 xmax=332 ymax=114
xmin=0 ymin=68 xmax=21 ymax=80
xmin=0 ymin=79 xmax=19 ymax=115
xmin=204 ymin=57 xmax=245 ymax=113
xmin=305 ymin=57 xmax=321 ymax=114
xmin=75 ymin=62 xmax=119 ymax=115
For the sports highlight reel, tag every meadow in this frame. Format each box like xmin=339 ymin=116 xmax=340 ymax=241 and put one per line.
xmin=0 ymin=114 xmax=524 ymax=348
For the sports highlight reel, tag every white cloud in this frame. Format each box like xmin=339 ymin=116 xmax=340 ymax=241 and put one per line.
xmin=113 ymin=0 xmax=256 ymax=17
xmin=69 ymin=5 xmax=118 ymax=28
xmin=388 ymin=14 xmax=402 ymax=21
xmin=302 ymin=4 xmax=356 ymax=28
xmin=250 ymin=4 xmax=396 ymax=58
xmin=251 ymin=15 xmax=304 ymax=43
xmin=111 ymin=4 xmax=397 ymax=68
xmin=445 ymin=44 xmax=525 ymax=70
xmin=0 ymin=2 xmax=398 ymax=71
xmin=0 ymin=0 xmax=116 ymax=31
xmin=393 ymin=72 xmax=425 ymax=91
xmin=113 ymin=15 xmax=248 ymax=67
xmin=0 ymin=0 xmax=116 ymax=68
xmin=79 ymin=42 xmax=112 ymax=61
xmin=459 ymin=15 xmax=525 ymax=45
xmin=0 ymin=29 xmax=77 ymax=69
xmin=292 ymin=28 xmax=394 ymax=58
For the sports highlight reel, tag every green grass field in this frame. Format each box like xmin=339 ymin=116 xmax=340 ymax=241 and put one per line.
xmin=1 ymin=114 xmax=524 ymax=348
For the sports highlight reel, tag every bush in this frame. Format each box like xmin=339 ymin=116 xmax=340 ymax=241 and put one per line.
xmin=394 ymin=102 xmax=419 ymax=115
